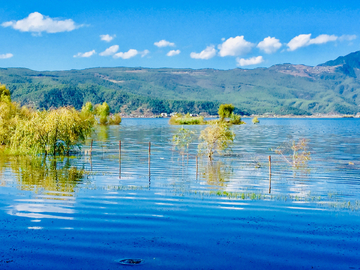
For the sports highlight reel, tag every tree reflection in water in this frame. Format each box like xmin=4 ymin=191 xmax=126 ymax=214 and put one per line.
xmin=0 ymin=156 xmax=87 ymax=198
xmin=199 ymin=160 xmax=233 ymax=188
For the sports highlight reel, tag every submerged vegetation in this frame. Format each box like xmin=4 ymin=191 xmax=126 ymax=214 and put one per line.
xmin=0 ymin=84 xmax=120 ymax=156
xmin=274 ymin=139 xmax=311 ymax=168
xmin=198 ymin=121 xmax=235 ymax=160
xmin=169 ymin=113 xmax=206 ymax=125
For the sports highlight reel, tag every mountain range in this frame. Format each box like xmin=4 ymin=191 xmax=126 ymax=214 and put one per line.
xmin=1 ymin=50 xmax=360 ymax=115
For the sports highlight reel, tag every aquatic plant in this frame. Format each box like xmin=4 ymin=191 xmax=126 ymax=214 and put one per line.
xmin=252 ymin=116 xmax=260 ymax=124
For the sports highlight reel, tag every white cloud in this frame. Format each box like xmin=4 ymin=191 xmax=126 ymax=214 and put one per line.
xmin=218 ymin=36 xmax=254 ymax=57
xmin=99 ymin=45 xmax=119 ymax=56
xmin=100 ymin=34 xmax=115 ymax=42
xmin=0 ymin=53 xmax=13 ymax=59
xmin=154 ymin=40 xmax=175 ymax=47
xmin=287 ymin=34 xmax=341 ymax=51
xmin=236 ymin=56 xmax=264 ymax=66
xmin=141 ymin=50 xmax=150 ymax=57
xmin=257 ymin=37 xmax=282 ymax=54
xmin=167 ymin=50 xmax=180 ymax=56
xmin=287 ymin=34 xmax=311 ymax=51
xmin=113 ymin=49 xmax=139 ymax=59
xmin=308 ymin=34 xmax=337 ymax=45
xmin=339 ymin=35 xmax=357 ymax=41
xmin=2 ymin=12 xmax=81 ymax=34
xmin=73 ymin=50 xmax=96 ymax=58
xmin=190 ymin=45 xmax=216 ymax=60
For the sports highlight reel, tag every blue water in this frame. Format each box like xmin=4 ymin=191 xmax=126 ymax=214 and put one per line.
xmin=1 ymin=118 xmax=360 ymax=269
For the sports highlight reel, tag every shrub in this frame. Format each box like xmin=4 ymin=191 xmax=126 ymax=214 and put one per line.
xmin=198 ymin=121 xmax=235 ymax=160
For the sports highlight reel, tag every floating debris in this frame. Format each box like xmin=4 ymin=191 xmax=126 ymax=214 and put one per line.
xmin=118 ymin=258 xmax=143 ymax=265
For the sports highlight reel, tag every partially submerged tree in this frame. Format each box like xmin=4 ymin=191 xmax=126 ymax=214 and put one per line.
xmin=0 ymin=84 xmax=96 ymax=155
xmin=198 ymin=121 xmax=235 ymax=160
xmin=218 ymin=104 xmax=234 ymax=120
xmin=172 ymin=127 xmax=196 ymax=154
xmin=95 ymin=102 xmax=111 ymax=125
xmin=274 ymin=139 xmax=311 ymax=168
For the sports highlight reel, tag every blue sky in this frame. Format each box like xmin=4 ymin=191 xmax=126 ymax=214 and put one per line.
xmin=0 ymin=0 xmax=359 ymax=71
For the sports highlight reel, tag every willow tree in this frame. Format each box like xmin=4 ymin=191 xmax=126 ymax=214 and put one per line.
xmin=11 ymin=107 xmax=96 ymax=155
xmin=218 ymin=104 xmax=234 ymax=120
xmin=198 ymin=121 xmax=235 ymax=160
xmin=95 ymin=102 xmax=110 ymax=125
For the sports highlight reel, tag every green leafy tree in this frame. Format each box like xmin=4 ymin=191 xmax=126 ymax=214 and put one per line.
xmin=218 ymin=104 xmax=234 ymax=120
xmin=95 ymin=102 xmax=110 ymax=125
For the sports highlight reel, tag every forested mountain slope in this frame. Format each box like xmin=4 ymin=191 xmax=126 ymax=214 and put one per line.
xmin=1 ymin=50 xmax=360 ymax=115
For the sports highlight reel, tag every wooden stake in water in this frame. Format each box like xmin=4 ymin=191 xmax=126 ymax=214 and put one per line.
xmin=148 ymin=142 xmax=151 ymax=180
xmin=90 ymin=140 xmax=93 ymax=156
xmin=119 ymin=140 xmax=121 ymax=179
xmin=269 ymin=155 xmax=272 ymax=193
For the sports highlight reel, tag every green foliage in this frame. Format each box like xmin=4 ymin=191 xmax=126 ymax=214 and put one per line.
xmin=0 ymin=84 xmax=11 ymax=103
xmin=0 ymin=84 xmax=96 ymax=155
xmin=10 ymin=107 xmax=96 ymax=155
xmin=169 ymin=114 xmax=206 ymax=125
xmin=82 ymin=102 xmax=93 ymax=114
xmin=172 ymin=127 xmax=196 ymax=153
xmin=198 ymin=121 xmax=235 ymax=160
xmin=252 ymin=116 xmax=260 ymax=124
xmin=218 ymin=104 xmax=234 ymax=120
xmin=229 ymin=112 xmax=243 ymax=125
xmin=95 ymin=102 xmax=110 ymax=125
xmin=108 ymin=113 xmax=122 ymax=125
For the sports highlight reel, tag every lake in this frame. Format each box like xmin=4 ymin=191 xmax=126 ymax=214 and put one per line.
xmin=1 ymin=118 xmax=360 ymax=269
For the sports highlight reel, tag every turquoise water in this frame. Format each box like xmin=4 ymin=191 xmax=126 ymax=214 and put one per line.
xmin=1 ymin=118 xmax=360 ymax=269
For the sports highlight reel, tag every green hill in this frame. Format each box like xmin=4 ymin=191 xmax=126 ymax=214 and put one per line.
xmin=1 ymin=50 xmax=360 ymax=115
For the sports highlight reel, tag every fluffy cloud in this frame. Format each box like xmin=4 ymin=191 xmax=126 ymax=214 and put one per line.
xmin=257 ymin=37 xmax=282 ymax=54
xmin=236 ymin=56 xmax=264 ymax=67
xmin=167 ymin=49 xmax=180 ymax=56
xmin=114 ymin=49 xmax=138 ymax=59
xmin=308 ymin=34 xmax=337 ymax=45
xmin=154 ymin=40 xmax=175 ymax=47
xmin=0 ymin=53 xmax=13 ymax=59
xmin=99 ymin=45 xmax=119 ymax=56
xmin=100 ymin=34 xmax=115 ymax=42
xmin=287 ymin=34 xmax=311 ymax=51
xmin=218 ymin=36 xmax=254 ymax=57
xmin=287 ymin=34 xmax=341 ymax=51
xmin=113 ymin=49 xmax=149 ymax=59
xmin=2 ymin=12 xmax=80 ymax=34
xmin=73 ymin=50 xmax=96 ymax=58
xmin=190 ymin=45 xmax=216 ymax=60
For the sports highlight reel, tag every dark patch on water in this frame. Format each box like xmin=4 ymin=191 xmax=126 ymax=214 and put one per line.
xmin=118 ymin=258 xmax=143 ymax=265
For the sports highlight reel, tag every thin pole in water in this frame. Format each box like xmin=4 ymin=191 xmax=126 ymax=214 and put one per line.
xmin=148 ymin=142 xmax=151 ymax=182
xmin=90 ymin=140 xmax=93 ymax=156
xmin=119 ymin=140 xmax=121 ymax=179
xmin=269 ymin=155 xmax=272 ymax=193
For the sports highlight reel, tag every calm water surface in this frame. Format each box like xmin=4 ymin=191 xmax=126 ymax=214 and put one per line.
xmin=1 ymin=118 xmax=360 ymax=269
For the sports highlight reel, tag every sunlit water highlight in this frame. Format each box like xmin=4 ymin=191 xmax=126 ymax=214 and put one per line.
xmin=1 ymin=118 xmax=360 ymax=269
